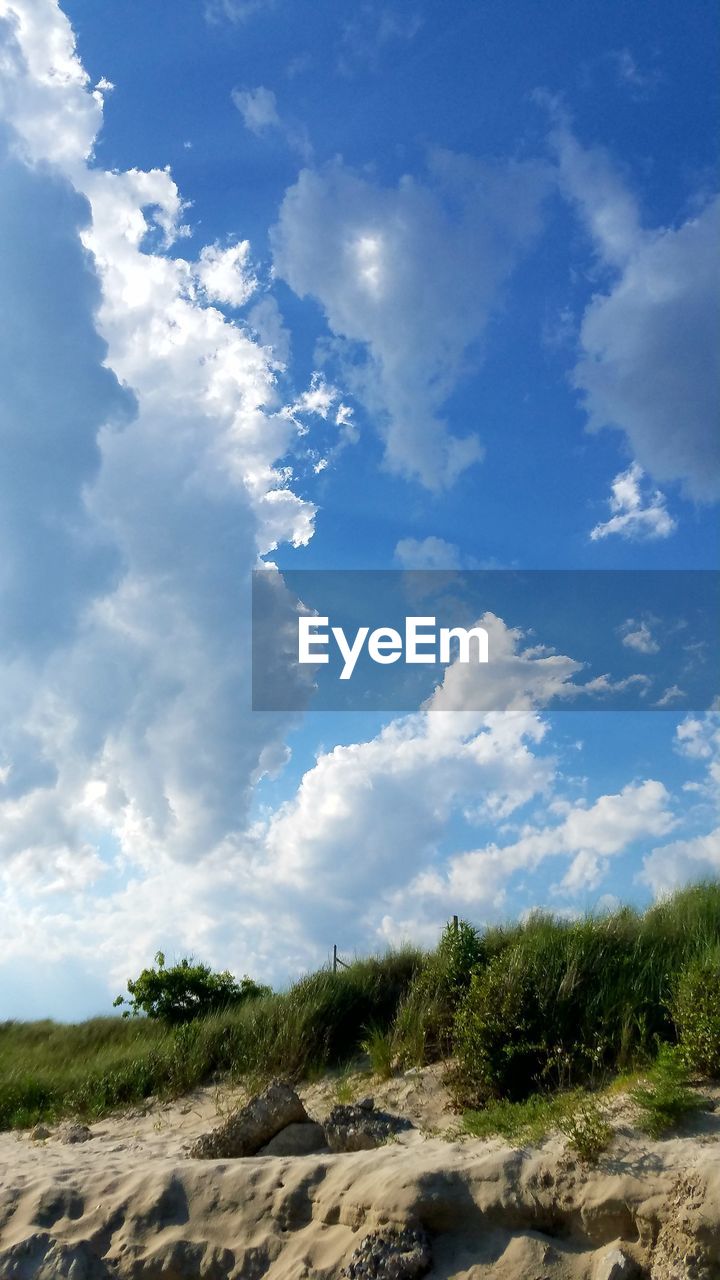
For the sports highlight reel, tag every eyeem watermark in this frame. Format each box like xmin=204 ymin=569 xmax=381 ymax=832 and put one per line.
xmin=298 ymin=615 xmax=489 ymax=680
xmin=252 ymin=569 xmax=720 ymax=712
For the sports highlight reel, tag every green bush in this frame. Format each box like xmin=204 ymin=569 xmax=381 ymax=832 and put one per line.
xmin=453 ymin=949 xmax=540 ymax=1103
xmin=113 ymin=952 xmax=270 ymax=1024
xmin=452 ymin=909 xmax=667 ymax=1104
xmin=671 ymin=949 xmax=720 ymax=1077
xmin=558 ymin=1097 xmax=613 ymax=1164
xmin=631 ymin=1043 xmax=702 ymax=1137
xmin=394 ymin=919 xmax=484 ymax=1065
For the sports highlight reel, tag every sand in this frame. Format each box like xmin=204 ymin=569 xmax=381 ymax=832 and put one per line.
xmin=1 ymin=1065 xmax=719 ymax=1278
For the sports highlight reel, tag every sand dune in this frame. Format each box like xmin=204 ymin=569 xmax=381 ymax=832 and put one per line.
xmin=1 ymin=1067 xmax=719 ymax=1278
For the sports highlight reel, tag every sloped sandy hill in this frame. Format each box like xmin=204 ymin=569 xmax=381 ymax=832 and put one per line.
xmin=1 ymin=1066 xmax=719 ymax=1279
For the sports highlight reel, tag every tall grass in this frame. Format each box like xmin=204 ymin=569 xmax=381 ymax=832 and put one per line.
xmin=0 ymin=949 xmax=422 ymax=1130
xmin=3 ymin=883 xmax=720 ymax=1130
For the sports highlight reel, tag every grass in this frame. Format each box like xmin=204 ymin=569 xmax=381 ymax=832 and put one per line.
xmin=3 ymin=882 xmax=720 ymax=1133
xmin=464 ymin=1092 xmax=583 ymax=1144
xmin=0 ymin=949 xmax=422 ymax=1130
xmin=464 ymin=1089 xmax=612 ymax=1164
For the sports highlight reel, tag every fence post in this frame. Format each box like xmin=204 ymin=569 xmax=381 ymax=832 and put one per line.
xmin=333 ymin=943 xmax=338 ymax=973
xmin=453 ymin=914 xmax=459 ymax=933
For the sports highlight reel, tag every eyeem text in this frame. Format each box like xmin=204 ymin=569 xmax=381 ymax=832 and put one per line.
xmin=298 ymin=616 xmax=489 ymax=680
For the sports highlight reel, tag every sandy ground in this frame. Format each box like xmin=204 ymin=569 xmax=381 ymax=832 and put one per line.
xmin=1 ymin=1064 xmax=719 ymax=1278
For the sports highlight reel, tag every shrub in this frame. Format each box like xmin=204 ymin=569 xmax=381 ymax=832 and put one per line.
xmin=671 ymin=949 xmax=720 ymax=1077
xmin=631 ymin=1043 xmax=702 ymax=1137
xmin=113 ymin=952 xmax=270 ymax=1024
xmin=559 ymin=1097 xmax=613 ymax=1164
xmin=453 ymin=949 xmax=540 ymax=1103
xmin=394 ymin=919 xmax=484 ymax=1065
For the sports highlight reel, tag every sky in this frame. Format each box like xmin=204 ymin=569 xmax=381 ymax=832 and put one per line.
xmin=0 ymin=0 xmax=718 ymax=1020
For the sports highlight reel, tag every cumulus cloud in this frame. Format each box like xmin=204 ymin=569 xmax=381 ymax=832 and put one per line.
xmin=640 ymin=703 xmax=720 ymax=894
xmin=550 ymin=113 xmax=720 ymax=502
xmin=590 ymin=463 xmax=676 ymax=541
xmin=0 ymin=145 xmax=134 ymax=657
xmin=0 ymin=0 xmax=316 ymax=998
xmin=402 ymin=779 xmax=674 ymax=912
xmin=193 ymin=239 xmax=258 ymax=308
xmin=272 ymin=151 xmax=550 ymax=489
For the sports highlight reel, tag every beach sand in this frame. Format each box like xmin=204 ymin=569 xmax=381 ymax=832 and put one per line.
xmin=1 ymin=1065 xmax=719 ymax=1278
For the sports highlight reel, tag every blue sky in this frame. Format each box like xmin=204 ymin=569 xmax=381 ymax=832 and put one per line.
xmin=0 ymin=0 xmax=718 ymax=1019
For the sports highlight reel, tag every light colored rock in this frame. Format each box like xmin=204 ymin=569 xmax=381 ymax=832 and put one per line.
xmin=259 ymin=1121 xmax=327 ymax=1157
xmin=188 ymin=1079 xmax=309 ymax=1159
xmin=30 ymin=1123 xmax=52 ymax=1141
xmin=594 ymin=1245 xmax=636 ymax=1280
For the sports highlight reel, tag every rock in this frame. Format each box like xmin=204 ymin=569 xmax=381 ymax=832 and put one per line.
xmin=594 ymin=1245 xmax=637 ymax=1280
xmin=30 ymin=1123 xmax=52 ymax=1141
xmin=343 ymin=1226 xmax=431 ymax=1279
xmin=358 ymin=1096 xmax=375 ymax=1112
xmin=188 ymin=1080 xmax=309 ymax=1159
xmin=325 ymin=1103 xmax=411 ymax=1153
xmin=258 ymin=1122 xmax=327 ymax=1156
xmin=60 ymin=1123 xmax=93 ymax=1145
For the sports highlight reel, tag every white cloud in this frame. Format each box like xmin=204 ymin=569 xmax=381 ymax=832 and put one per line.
xmin=272 ymin=151 xmax=550 ymax=489
xmin=641 ymin=828 xmax=720 ymax=895
xmin=590 ymin=463 xmax=676 ymax=541
xmin=394 ymin=536 xmax=462 ymax=570
xmin=0 ymin=1 xmax=316 ymax=963
xmin=618 ymin=616 xmax=660 ymax=655
xmin=654 ymin=685 xmax=685 ymax=708
xmin=232 ymin=84 xmax=311 ymax=158
xmin=193 ymin=239 xmax=258 ymax=308
xmin=640 ymin=703 xmax=720 ymax=894
xmin=551 ymin=113 xmax=720 ymax=502
xmin=675 ymin=701 xmax=720 ymax=802
xmin=232 ymin=85 xmax=281 ymax=134
xmin=405 ymin=778 xmax=675 ymax=911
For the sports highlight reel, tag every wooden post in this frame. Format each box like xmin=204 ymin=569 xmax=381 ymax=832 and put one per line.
xmin=453 ymin=914 xmax=459 ymax=933
xmin=333 ymin=943 xmax=338 ymax=973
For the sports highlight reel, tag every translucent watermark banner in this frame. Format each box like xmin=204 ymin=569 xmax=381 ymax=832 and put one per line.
xmin=252 ymin=569 xmax=720 ymax=712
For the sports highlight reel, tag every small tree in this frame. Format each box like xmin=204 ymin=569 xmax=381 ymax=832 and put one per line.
xmin=113 ymin=952 xmax=269 ymax=1024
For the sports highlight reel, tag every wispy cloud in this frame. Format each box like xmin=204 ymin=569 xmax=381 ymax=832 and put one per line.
xmin=232 ymin=84 xmax=312 ymax=159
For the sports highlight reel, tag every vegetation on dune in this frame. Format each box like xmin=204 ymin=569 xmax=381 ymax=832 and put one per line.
xmin=2 ymin=882 xmax=720 ymax=1133
xmin=113 ymin=951 xmax=270 ymax=1023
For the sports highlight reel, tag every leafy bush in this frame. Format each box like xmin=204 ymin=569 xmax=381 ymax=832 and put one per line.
xmin=450 ymin=891 xmax=720 ymax=1106
xmin=630 ymin=1043 xmax=702 ymax=1137
xmin=671 ymin=949 xmax=720 ymax=1077
xmin=113 ymin=952 xmax=270 ymax=1024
